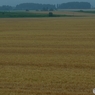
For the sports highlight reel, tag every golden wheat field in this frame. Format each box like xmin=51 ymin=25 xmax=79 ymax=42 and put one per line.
xmin=0 ymin=17 xmax=95 ymax=95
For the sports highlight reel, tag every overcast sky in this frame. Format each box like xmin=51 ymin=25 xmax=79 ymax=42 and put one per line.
xmin=0 ymin=0 xmax=95 ymax=7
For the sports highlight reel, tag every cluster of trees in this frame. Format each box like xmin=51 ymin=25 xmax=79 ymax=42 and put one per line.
xmin=58 ymin=2 xmax=91 ymax=9
xmin=0 ymin=2 xmax=91 ymax=11
xmin=0 ymin=5 xmax=13 ymax=10
xmin=15 ymin=3 xmax=56 ymax=11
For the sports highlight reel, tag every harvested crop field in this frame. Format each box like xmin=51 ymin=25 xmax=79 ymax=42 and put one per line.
xmin=0 ymin=17 xmax=95 ymax=95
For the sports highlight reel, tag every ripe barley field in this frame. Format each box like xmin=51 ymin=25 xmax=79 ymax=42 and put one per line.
xmin=0 ymin=17 xmax=95 ymax=95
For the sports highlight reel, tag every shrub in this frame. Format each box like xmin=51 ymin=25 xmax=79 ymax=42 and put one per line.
xmin=49 ymin=12 xmax=53 ymax=17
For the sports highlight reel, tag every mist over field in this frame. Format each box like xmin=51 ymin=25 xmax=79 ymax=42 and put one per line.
xmin=0 ymin=0 xmax=95 ymax=6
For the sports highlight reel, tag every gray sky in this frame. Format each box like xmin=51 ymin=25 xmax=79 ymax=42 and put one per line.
xmin=0 ymin=0 xmax=95 ymax=7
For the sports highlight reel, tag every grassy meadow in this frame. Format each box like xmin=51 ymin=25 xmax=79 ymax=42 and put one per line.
xmin=0 ymin=11 xmax=75 ymax=18
xmin=0 ymin=10 xmax=95 ymax=18
xmin=0 ymin=17 xmax=95 ymax=95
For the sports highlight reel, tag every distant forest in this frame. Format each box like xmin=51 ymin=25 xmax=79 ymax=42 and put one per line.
xmin=58 ymin=2 xmax=91 ymax=9
xmin=0 ymin=2 xmax=91 ymax=11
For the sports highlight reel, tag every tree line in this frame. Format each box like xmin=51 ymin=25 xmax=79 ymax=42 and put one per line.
xmin=16 ymin=3 xmax=56 ymax=11
xmin=58 ymin=2 xmax=91 ymax=9
xmin=0 ymin=2 xmax=91 ymax=11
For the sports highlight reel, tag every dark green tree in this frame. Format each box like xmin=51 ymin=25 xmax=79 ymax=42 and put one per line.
xmin=49 ymin=12 xmax=53 ymax=17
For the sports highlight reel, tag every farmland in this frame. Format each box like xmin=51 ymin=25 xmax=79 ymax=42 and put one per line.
xmin=0 ymin=11 xmax=78 ymax=18
xmin=0 ymin=17 xmax=95 ymax=95
xmin=1 ymin=10 xmax=95 ymax=18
